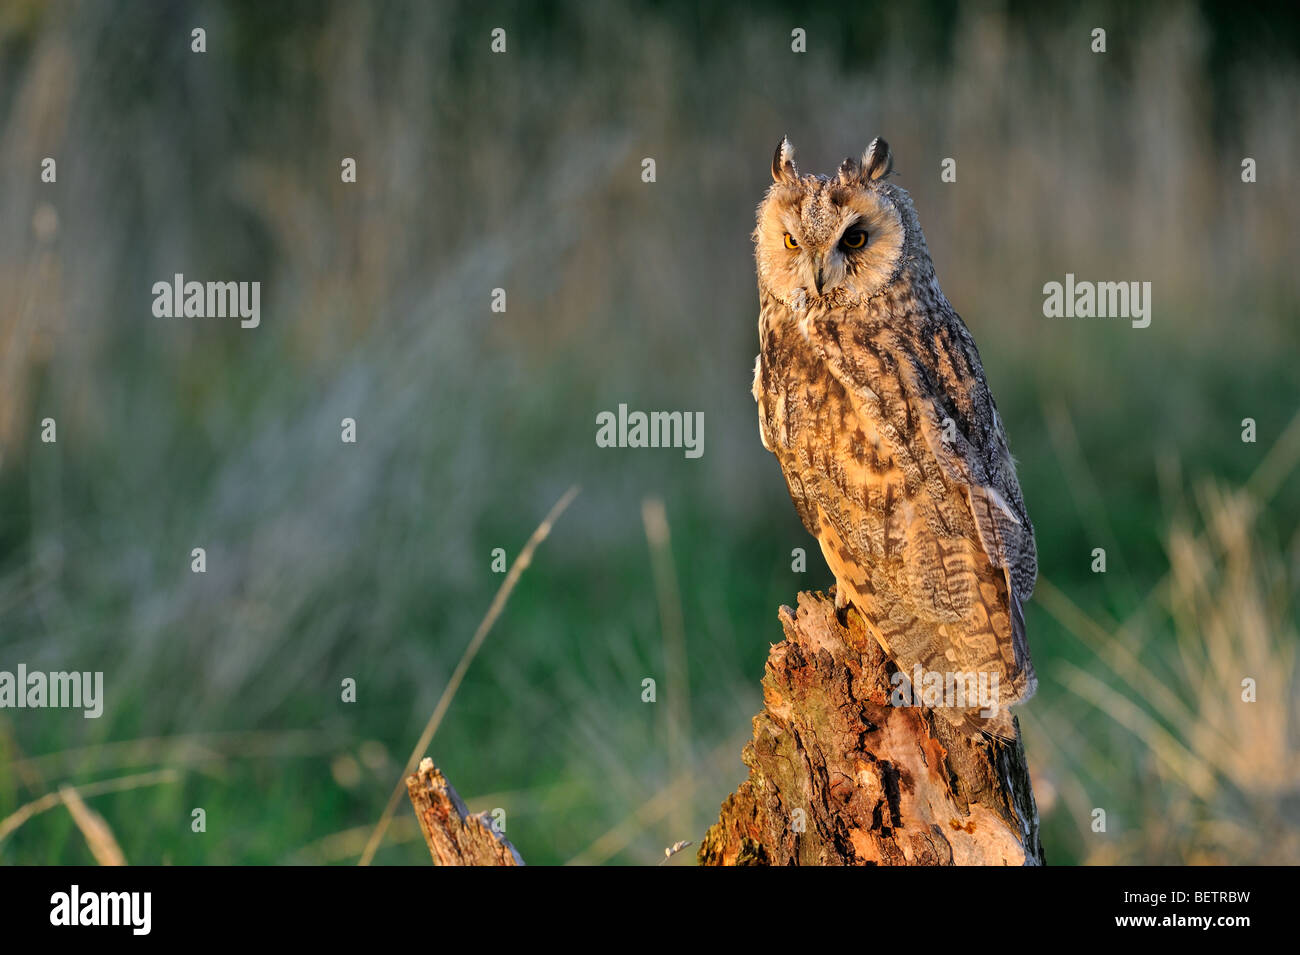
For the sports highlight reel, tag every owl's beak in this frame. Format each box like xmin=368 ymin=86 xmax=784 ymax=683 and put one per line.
xmin=811 ymin=254 xmax=825 ymax=294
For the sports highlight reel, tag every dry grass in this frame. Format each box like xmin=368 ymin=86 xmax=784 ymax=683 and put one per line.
xmin=1027 ymin=422 xmax=1300 ymax=864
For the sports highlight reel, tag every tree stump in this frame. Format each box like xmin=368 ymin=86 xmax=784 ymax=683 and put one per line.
xmin=698 ymin=591 xmax=1043 ymax=866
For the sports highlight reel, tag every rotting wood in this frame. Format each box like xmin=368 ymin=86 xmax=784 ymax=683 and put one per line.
xmin=406 ymin=757 xmax=523 ymax=866
xmin=699 ymin=590 xmax=1043 ymax=866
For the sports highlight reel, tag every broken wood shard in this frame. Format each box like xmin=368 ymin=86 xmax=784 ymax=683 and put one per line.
xmin=406 ymin=758 xmax=524 ymax=866
xmin=699 ymin=590 xmax=1044 ymax=866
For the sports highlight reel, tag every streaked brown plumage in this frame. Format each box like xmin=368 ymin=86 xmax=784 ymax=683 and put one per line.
xmin=753 ymin=137 xmax=1036 ymax=738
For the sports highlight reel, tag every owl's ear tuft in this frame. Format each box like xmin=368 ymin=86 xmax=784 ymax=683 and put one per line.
xmin=772 ymin=136 xmax=799 ymax=183
xmin=861 ymin=137 xmax=893 ymax=181
xmin=836 ymin=156 xmax=861 ymax=185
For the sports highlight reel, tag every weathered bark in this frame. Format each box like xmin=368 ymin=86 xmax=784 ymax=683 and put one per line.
xmin=406 ymin=757 xmax=524 ymax=866
xmin=699 ymin=591 xmax=1043 ymax=866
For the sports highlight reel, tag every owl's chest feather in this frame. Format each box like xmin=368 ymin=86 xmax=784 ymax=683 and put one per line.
xmin=757 ymin=308 xmax=890 ymax=471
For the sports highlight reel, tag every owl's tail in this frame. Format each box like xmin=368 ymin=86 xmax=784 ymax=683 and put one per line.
xmin=945 ymin=705 xmax=1018 ymax=744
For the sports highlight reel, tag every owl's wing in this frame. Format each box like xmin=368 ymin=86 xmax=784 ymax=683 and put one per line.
xmin=807 ymin=312 xmax=1037 ymax=709
xmin=906 ymin=347 xmax=1036 ymax=606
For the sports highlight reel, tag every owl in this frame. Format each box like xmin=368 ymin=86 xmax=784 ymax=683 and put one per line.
xmin=752 ymin=136 xmax=1037 ymax=739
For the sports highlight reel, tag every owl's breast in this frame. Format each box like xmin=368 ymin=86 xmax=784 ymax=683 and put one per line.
xmin=759 ymin=306 xmax=887 ymax=464
xmin=758 ymin=304 xmax=914 ymax=554
xmin=758 ymin=327 xmax=989 ymax=642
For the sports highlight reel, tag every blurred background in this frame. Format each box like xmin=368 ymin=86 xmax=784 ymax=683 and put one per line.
xmin=1 ymin=0 xmax=1298 ymax=865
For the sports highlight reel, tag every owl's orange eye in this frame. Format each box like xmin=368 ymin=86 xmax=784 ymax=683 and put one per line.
xmin=783 ymin=233 xmax=799 ymax=250
xmin=841 ymin=229 xmax=867 ymax=250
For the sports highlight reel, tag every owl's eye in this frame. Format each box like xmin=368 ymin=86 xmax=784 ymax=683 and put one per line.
xmin=783 ymin=233 xmax=799 ymax=250
xmin=841 ymin=229 xmax=867 ymax=250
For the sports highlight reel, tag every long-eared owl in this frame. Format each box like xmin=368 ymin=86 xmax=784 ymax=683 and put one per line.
xmin=752 ymin=137 xmax=1037 ymax=739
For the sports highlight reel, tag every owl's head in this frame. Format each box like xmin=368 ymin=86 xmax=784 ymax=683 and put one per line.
xmin=754 ymin=137 xmax=930 ymax=311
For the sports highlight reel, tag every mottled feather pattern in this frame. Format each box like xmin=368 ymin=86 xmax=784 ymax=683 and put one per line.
xmin=754 ymin=138 xmax=1037 ymax=738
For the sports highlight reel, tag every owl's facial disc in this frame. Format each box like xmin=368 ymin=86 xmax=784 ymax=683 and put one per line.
xmin=756 ymin=177 xmax=906 ymax=310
